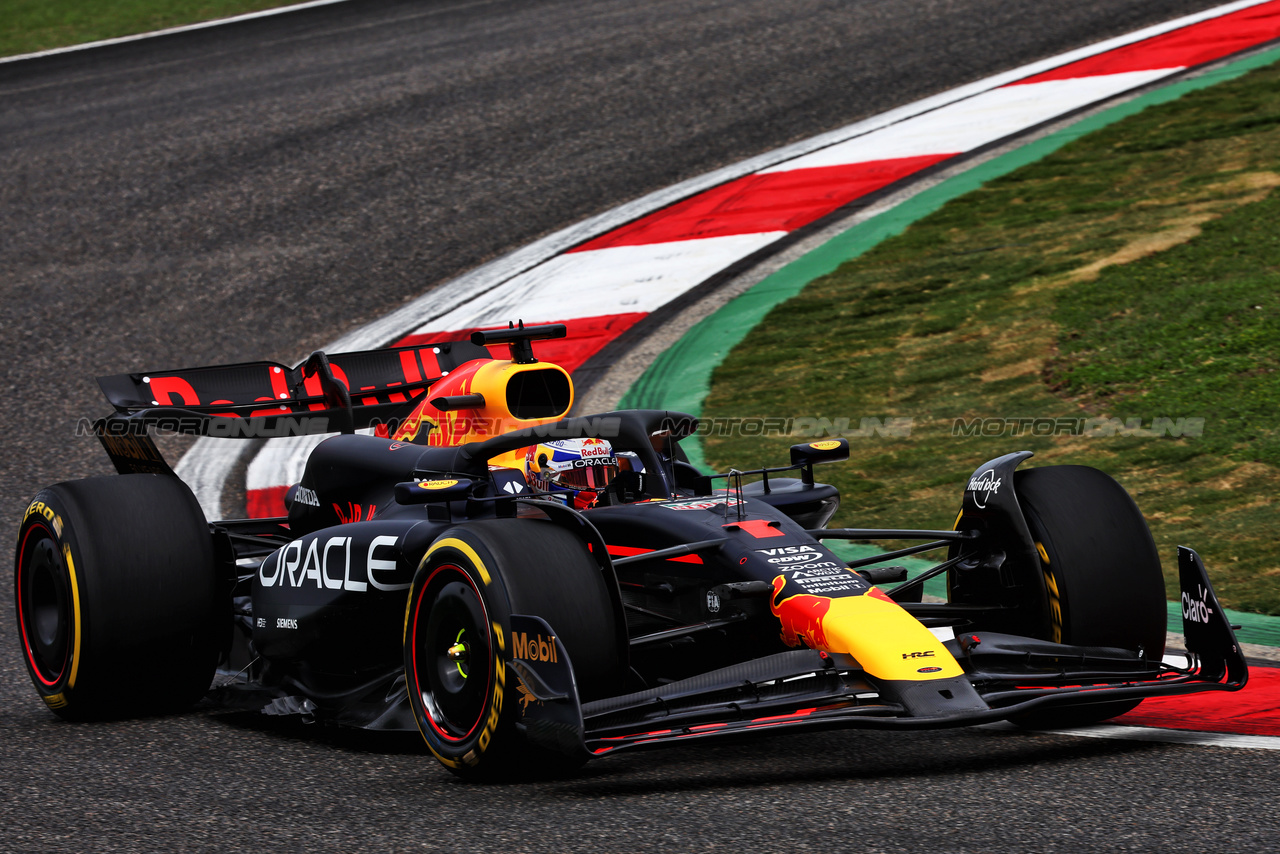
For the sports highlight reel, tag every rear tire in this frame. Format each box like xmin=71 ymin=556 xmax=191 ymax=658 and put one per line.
xmin=404 ymin=518 xmax=621 ymax=781
xmin=1009 ymin=465 xmax=1166 ymax=728
xmin=14 ymin=474 xmax=221 ymax=720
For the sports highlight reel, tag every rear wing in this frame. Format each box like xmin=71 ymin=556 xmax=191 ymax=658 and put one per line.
xmin=93 ymin=338 xmax=490 ymax=474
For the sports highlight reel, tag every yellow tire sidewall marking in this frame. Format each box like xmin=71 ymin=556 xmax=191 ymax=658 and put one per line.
xmin=61 ymin=543 xmax=82 ymax=690
xmin=426 ymin=538 xmax=492 ymax=586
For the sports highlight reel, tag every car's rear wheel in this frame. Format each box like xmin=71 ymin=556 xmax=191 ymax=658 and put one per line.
xmin=1009 ymin=465 xmax=1167 ymax=728
xmin=14 ymin=474 xmax=222 ymax=720
xmin=404 ymin=518 xmax=621 ymax=780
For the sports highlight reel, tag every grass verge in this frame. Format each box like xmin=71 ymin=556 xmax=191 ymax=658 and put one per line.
xmin=0 ymin=0 xmax=295 ymax=58
xmin=703 ymin=58 xmax=1280 ymax=614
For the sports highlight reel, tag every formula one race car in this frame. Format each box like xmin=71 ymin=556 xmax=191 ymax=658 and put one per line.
xmin=15 ymin=323 xmax=1248 ymax=779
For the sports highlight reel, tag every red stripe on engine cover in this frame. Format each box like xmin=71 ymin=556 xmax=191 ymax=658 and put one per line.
xmin=606 ymin=545 xmax=703 ymax=564
xmin=730 ymin=519 xmax=786 ymax=539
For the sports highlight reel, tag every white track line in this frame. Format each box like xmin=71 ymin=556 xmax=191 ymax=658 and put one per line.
xmin=175 ymin=0 xmax=1279 ymax=517
xmin=761 ymin=71 xmax=1176 ymax=171
xmin=984 ymin=721 xmax=1280 ymax=750
xmin=411 ymin=233 xmax=787 ymax=333
xmin=0 ymin=0 xmax=354 ymax=65
xmin=1059 ymin=725 xmax=1280 ymax=750
xmin=244 ymin=434 xmax=329 ymax=498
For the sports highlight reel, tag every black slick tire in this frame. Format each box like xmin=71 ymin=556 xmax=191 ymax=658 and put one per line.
xmin=403 ymin=518 xmax=621 ymax=781
xmin=14 ymin=474 xmax=221 ymax=720
xmin=1010 ymin=465 xmax=1166 ymax=728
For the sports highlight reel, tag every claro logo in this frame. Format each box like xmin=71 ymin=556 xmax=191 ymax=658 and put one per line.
xmin=1182 ymin=585 xmax=1215 ymax=624
xmin=512 ymin=631 xmax=558 ymax=663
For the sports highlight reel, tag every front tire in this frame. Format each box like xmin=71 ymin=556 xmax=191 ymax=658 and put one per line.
xmin=14 ymin=474 xmax=221 ymax=720
xmin=1010 ymin=465 xmax=1166 ymax=728
xmin=404 ymin=519 xmax=621 ymax=780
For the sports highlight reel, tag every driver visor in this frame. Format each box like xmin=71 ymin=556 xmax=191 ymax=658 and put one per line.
xmin=556 ymin=462 xmax=618 ymax=490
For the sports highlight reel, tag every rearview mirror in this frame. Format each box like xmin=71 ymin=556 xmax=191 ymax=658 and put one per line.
xmin=789 ymin=438 xmax=850 ymax=467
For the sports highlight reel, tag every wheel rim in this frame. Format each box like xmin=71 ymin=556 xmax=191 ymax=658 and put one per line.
xmin=410 ymin=565 xmax=492 ymax=742
xmin=17 ymin=527 xmax=72 ymax=686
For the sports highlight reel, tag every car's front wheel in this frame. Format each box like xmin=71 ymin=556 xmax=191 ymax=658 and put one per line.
xmin=404 ymin=518 xmax=622 ymax=780
xmin=1009 ymin=464 xmax=1167 ymax=728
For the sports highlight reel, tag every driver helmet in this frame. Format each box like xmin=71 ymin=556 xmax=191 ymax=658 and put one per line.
xmin=525 ymin=437 xmax=618 ymax=509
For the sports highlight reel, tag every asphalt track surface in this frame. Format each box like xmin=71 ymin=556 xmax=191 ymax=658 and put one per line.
xmin=3 ymin=1 xmax=1278 ymax=851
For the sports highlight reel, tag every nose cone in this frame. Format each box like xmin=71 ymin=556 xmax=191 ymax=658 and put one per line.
xmin=771 ymin=580 xmax=962 ymax=681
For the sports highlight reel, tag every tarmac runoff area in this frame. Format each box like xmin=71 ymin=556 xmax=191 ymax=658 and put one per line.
xmin=173 ymin=1 xmax=1280 ymax=745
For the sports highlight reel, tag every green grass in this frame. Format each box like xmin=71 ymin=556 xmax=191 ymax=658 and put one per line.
xmin=703 ymin=59 xmax=1280 ymax=615
xmin=0 ymin=0 xmax=292 ymax=57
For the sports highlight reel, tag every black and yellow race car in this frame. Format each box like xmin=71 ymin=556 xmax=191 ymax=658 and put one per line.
xmin=14 ymin=324 xmax=1247 ymax=779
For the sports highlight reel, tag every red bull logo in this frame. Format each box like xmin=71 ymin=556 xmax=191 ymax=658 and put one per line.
xmin=332 ymin=502 xmax=377 ymax=524
xmin=579 ymin=437 xmax=611 ymax=458
xmin=770 ymin=576 xmax=832 ymax=649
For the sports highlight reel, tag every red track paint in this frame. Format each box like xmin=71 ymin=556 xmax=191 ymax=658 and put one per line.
xmin=1117 ymin=665 xmax=1280 ymax=736
xmin=247 ymin=484 xmax=289 ymax=519
xmin=1012 ymin=0 xmax=1280 ymax=85
xmin=571 ymin=155 xmax=956 ymax=251
xmin=394 ymin=312 xmax=647 ymax=375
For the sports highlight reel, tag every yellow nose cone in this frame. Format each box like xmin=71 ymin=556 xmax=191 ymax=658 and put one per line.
xmin=816 ymin=590 xmax=963 ymax=681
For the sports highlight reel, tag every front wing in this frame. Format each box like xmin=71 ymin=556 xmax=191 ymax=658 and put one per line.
xmin=512 ymin=547 xmax=1248 ymax=759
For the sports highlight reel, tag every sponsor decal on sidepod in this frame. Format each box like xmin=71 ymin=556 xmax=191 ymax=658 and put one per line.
xmin=259 ymin=535 xmax=409 ymax=592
